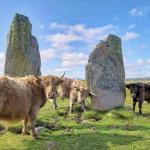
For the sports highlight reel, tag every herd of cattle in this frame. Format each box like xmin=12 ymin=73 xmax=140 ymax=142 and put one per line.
xmin=0 ymin=74 xmax=149 ymax=138
xmin=0 ymin=74 xmax=95 ymax=138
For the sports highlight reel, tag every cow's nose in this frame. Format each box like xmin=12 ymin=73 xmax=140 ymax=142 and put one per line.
xmin=48 ymin=92 xmax=55 ymax=99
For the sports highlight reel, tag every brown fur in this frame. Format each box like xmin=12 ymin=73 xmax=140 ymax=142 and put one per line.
xmin=57 ymin=78 xmax=74 ymax=100
xmin=57 ymin=78 xmax=90 ymax=113
xmin=0 ymin=75 xmax=63 ymax=138
xmin=69 ymin=80 xmax=89 ymax=113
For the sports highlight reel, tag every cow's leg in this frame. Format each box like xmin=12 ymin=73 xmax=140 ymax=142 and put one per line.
xmin=50 ymin=99 xmax=57 ymax=109
xmin=138 ymin=99 xmax=143 ymax=115
xmin=28 ymin=106 xmax=39 ymax=138
xmin=70 ymin=100 xmax=74 ymax=114
xmin=22 ymin=117 xmax=29 ymax=135
xmin=133 ymin=99 xmax=136 ymax=111
xmin=61 ymin=96 xmax=65 ymax=101
xmin=80 ymin=101 xmax=86 ymax=112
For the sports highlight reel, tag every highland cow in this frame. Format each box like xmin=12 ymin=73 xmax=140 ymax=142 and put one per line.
xmin=0 ymin=75 xmax=63 ymax=138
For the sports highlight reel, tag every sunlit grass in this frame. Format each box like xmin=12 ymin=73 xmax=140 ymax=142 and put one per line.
xmin=0 ymin=88 xmax=149 ymax=150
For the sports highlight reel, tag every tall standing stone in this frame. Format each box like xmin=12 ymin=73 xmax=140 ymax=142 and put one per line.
xmin=4 ymin=13 xmax=41 ymax=77
xmin=85 ymin=34 xmax=125 ymax=110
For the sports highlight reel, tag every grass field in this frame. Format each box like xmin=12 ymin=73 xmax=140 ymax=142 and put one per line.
xmin=0 ymin=89 xmax=150 ymax=150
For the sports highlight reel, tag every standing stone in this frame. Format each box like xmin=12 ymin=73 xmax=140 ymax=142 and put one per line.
xmin=4 ymin=13 xmax=41 ymax=77
xmin=85 ymin=34 xmax=125 ymax=111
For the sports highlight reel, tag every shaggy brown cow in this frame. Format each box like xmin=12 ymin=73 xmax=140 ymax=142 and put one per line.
xmin=57 ymin=78 xmax=74 ymax=100
xmin=69 ymin=80 xmax=94 ymax=113
xmin=0 ymin=75 xmax=63 ymax=138
xmin=126 ymin=83 xmax=150 ymax=115
xmin=56 ymin=78 xmax=95 ymax=113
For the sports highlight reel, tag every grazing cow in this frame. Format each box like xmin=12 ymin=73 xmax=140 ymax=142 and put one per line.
xmin=57 ymin=78 xmax=74 ymax=100
xmin=126 ymin=83 xmax=150 ymax=115
xmin=0 ymin=75 xmax=63 ymax=138
xmin=49 ymin=78 xmax=73 ymax=109
xmin=57 ymin=78 xmax=95 ymax=113
xmin=69 ymin=80 xmax=89 ymax=113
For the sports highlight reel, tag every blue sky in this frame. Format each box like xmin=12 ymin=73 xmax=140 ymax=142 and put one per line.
xmin=0 ymin=0 xmax=150 ymax=79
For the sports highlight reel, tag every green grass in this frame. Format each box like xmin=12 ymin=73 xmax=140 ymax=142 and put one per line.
xmin=0 ymin=89 xmax=150 ymax=150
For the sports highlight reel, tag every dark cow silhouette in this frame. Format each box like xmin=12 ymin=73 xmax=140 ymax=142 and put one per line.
xmin=126 ymin=83 xmax=150 ymax=115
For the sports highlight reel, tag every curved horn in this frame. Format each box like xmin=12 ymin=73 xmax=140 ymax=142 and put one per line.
xmin=60 ymin=72 xmax=66 ymax=78
xmin=89 ymin=92 xmax=97 ymax=96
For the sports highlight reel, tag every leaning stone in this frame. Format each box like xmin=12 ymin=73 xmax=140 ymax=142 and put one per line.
xmin=85 ymin=34 xmax=125 ymax=111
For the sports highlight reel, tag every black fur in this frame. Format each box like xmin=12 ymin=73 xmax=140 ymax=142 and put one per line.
xmin=126 ymin=83 xmax=150 ymax=115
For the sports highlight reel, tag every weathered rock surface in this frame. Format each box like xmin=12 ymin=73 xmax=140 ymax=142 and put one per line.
xmin=85 ymin=34 xmax=125 ymax=111
xmin=35 ymin=127 xmax=47 ymax=134
xmin=4 ymin=13 xmax=41 ymax=77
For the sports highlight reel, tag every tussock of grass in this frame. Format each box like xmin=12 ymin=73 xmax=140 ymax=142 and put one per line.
xmin=81 ymin=110 xmax=102 ymax=121
xmin=68 ymin=113 xmax=79 ymax=120
xmin=47 ymin=119 xmax=64 ymax=131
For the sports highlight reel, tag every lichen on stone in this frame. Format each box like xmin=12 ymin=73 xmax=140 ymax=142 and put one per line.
xmin=4 ymin=13 xmax=41 ymax=77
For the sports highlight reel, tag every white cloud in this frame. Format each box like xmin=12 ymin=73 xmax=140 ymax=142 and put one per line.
xmin=122 ymin=32 xmax=139 ymax=41
xmin=40 ymin=49 xmax=55 ymax=61
xmin=41 ymin=22 xmax=147 ymax=79
xmin=48 ymin=23 xmax=115 ymax=45
xmin=54 ymin=67 xmax=70 ymax=72
xmin=129 ymin=7 xmax=150 ymax=17
xmin=137 ymin=59 xmax=144 ymax=65
xmin=129 ymin=8 xmax=144 ymax=16
xmin=42 ymin=23 xmax=117 ymax=76
xmin=147 ymin=58 xmax=150 ymax=64
xmin=61 ymin=52 xmax=88 ymax=67
xmin=51 ymin=42 xmax=73 ymax=52
xmin=46 ymin=33 xmax=82 ymax=44
xmin=127 ymin=24 xmax=136 ymax=30
xmin=49 ymin=22 xmax=68 ymax=30
xmin=125 ymin=58 xmax=150 ymax=78
xmin=39 ymin=24 xmax=45 ymax=29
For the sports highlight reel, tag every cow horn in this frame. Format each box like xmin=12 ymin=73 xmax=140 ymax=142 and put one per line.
xmin=89 ymin=92 xmax=97 ymax=96
xmin=60 ymin=72 xmax=66 ymax=78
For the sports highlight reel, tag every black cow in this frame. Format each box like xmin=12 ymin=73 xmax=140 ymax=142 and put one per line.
xmin=126 ymin=83 xmax=150 ymax=115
